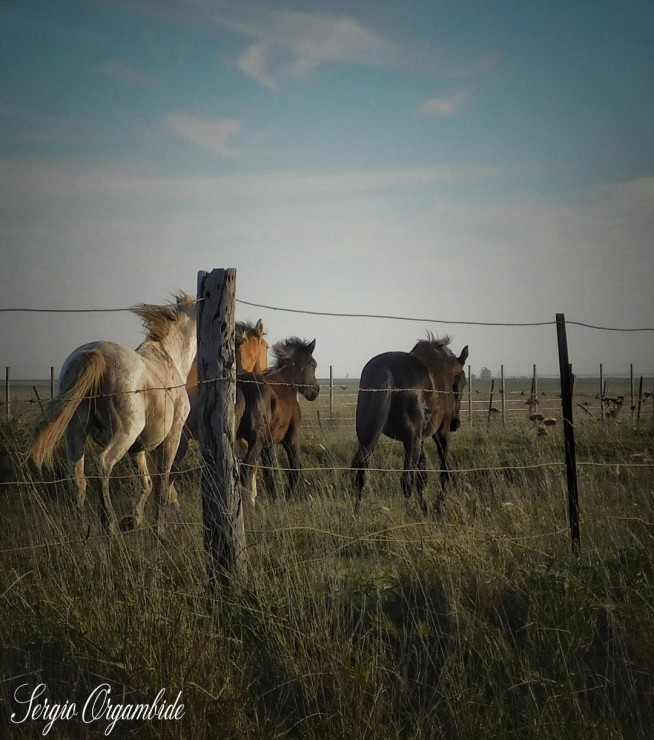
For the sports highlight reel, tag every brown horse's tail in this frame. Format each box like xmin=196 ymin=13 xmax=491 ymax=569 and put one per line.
xmin=30 ymin=350 xmax=107 ymax=470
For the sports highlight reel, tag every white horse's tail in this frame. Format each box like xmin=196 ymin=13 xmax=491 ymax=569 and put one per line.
xmin=31 ymin=350 xmax=107 ymax=470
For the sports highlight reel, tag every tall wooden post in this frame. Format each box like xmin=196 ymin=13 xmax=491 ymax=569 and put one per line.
xmin=556 ymin=314 xmax=580 ymax=555
xmin=4 ymin=367 xmax=10 ymax=420
xmin=487 ymin=379 xmax=495 ymax=428
xmin=500 ymin=365 xmax=506 ymax=427
xmin=197 ymin=268 xmax=245 ymax=593
xmin=50 ymin=367 xmax=56 ymax=400
xmin=467 ymin=365 xmax=473 ymax=428
xmin=599 ymin=363 xmax=605 ymax=422
xmin=630 ymin=363 xmax=635 ymax=423
xmin=329 ymin=366 xmax=334 ymax=417
xmin=531 ymin=364 xmax=538 ymax=399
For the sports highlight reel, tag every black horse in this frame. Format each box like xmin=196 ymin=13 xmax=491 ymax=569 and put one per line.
xmin=237 ymin=337 xmax=320 ymax=504
xmin=351 ymin=335 xmax=468 ymax=513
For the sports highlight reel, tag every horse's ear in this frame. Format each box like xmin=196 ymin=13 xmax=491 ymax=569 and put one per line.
xmin=256 ymin=319 xmax=264 ymax=335
xmin=458 ymin=345 xmax=469 ymax=365
xmin=307 ymin=339 xmax=316 ymax=354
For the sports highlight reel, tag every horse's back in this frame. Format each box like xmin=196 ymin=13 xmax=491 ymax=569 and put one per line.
xmin=61 ymin=341 xmax=145 ymax=393
xmin=359 ymin=351 xmax=430 ymax=391
xmin=61 ymin=341 xmax=183 ymax=449
xmin=356 ymin=351 xmax=433 ymax=445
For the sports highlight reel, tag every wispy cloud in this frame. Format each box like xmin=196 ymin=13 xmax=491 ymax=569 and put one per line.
xmin=165 ymin=113 xmax=243 ymax=158
xmin=235 ymin=44 xmax=279 ymax=91
xmin=101 ymin=59 xmax=154 ymax=88
xmin=0 ymin=157 xmax=506 ymax=204
xmin=221 ymin=7 xmax=401 ymax=88
xmin=419 ymin=90 xmax=470 ymax=118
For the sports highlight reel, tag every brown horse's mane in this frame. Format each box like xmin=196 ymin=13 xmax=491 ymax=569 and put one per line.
xmin=131 ymin=292 xmax=196 ymax=343
xmin=269 ymin=337 xmax=312 ymax=369
xmin=410 ymin=333 xmax=453 ymax=356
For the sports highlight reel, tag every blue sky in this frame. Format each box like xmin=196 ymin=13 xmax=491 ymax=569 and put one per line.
xmin=1 ymin=0 xmax=653 ymax=378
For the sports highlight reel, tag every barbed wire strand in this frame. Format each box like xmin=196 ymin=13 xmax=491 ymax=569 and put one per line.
xmin=1 ymin=297 xmax=653 ymax=332
xmin=4 ymin=457 xmax=652 ymax=492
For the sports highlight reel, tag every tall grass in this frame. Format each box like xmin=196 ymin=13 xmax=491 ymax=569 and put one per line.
xmin=1 ymin=415 xmax=653 ymax=738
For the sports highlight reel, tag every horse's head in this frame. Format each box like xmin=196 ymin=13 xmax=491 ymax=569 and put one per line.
xmin=236 ymin=319 xmax=268 ymax=374
xmin=449 ymin=345 xmax=469 ymax=431
xmin=411 ymin=335 xmax=468 ymax=432
xmin=271 ymin=337 xmax=320 ymax=401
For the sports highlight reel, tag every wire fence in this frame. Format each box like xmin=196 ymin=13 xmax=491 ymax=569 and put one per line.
xmin=2 ymin=296 xmax=654 ymax=500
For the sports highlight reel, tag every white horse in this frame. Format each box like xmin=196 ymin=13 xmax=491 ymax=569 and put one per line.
xmin=31 ymin=293 xmax=197 ymax=536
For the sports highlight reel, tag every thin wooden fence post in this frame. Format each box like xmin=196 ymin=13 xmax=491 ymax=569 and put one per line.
xmin=532 ymin=364 xmax=538 ymax=400
xmin=4 ymin=367 xmax=10 ymax=420
xmin=500 ymin=365 xmax=506 ymax=426
xmin=556 ymin=313 xmax=580 ymax=555
xmin=599 ymin=363 xmax=604 ymax=422
xmin=467 ymin=365 xmax=473 ymax=428
xmin=527 ymin=364 xmax=539 ymax=417
xmin=487 ymin=379 xmax=495 ymax=428
xmin=197 ymin=268 xmax=245 ymax=594
xmin=329 ymin=366 xmax=334 ymax=417
xmin=630 ymin=364 xmax=635 ymax=423
xmin=637 ymin=376 xmax=644 ymax=424
xmin=50 ymin=367 xmax=56 ymax=400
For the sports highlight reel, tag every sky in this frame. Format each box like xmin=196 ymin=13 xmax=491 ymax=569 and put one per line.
xmin=1 ymin=0 xmax=653 ymax=380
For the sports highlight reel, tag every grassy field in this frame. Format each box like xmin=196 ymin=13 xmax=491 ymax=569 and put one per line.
xmin=1 ymin=393 xmax=653 ymax=738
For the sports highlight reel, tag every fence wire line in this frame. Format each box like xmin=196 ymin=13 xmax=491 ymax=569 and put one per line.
xmin=6 ymin=375 xmax=474 ymax=405
xmin=236 ymin=299 xmax=654 ymax=332
xmin=6 ymin=457 xmax=653 ymax=491
xmin=2 ymin=298 xmax=653 ymax=332
xmin=0 ymin=518 xmax=576 ymax=557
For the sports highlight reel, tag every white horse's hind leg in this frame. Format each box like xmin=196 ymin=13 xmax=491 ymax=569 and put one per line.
xmin=65 ymin=419 xmax=89 ymax=526
xmin=98 ymin=431 xmax=140 ymax=534
xmin=151 ymin=432 xmax=183 ymax=538
xmin=133 ymin=450 xmax=153 ymax=528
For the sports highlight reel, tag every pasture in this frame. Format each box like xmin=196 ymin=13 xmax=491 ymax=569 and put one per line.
xmin=1 ymin=380 xmax=654 ymax=738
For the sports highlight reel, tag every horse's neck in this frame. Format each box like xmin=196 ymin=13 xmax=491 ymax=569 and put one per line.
xmin=141 ymin=331 xmax=197 ymax=380
xmin=265 ymin=366 xmax=293 ymax=391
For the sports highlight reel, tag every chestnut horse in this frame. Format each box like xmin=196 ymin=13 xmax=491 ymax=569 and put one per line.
xmin=185 ymin=319 xmax=268 ymax=388
xmin=351 ymin=335 xmax=468 ymax=513
xmin=236 ymin=337 xmax=320 ymax=504
xmin=31 ymin=294 xmax=197 ymax=535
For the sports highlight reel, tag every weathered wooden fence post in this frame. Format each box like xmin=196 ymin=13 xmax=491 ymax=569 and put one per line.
xmin=197 ymin=268 xmax=245 ymax=593
xmin=467 ymin=365 xmax=473 ymax=427
xmin=50 ymin=367 xmax=56 ymax=400
xmin=4 ymin=367 xmax=10 ymax=420
xmin=500 ymin=365 xmax=506 ymax=426
xmin=487 ymin=378 xmax=495 ymax=428
xmin=556 ymin=313 xmax=580 ymax=555
xmin=329 ymin=365 xmax=334 ymax=417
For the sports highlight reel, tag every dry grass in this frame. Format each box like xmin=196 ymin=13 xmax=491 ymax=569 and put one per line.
xmin=1 ymin=412 xmax=653 ymax=738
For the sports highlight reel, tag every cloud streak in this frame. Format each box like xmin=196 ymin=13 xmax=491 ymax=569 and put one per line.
xmin=419 ymin=90 xmax=470 ymax=118
xmin=165 ymin=113 xmax=243 ymax=157
xmin=0 ymin=157 xmax=507 ymax=204
xmin=101 ymin=59 xmax=154 ymax=88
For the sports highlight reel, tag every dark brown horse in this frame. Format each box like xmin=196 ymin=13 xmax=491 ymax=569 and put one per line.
xmin=237 ymin=337 xmax=320 ymax=504
xmin=351 ymin=335 xmax=468 ymax=513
